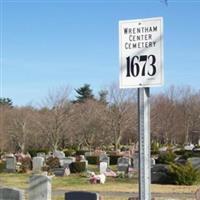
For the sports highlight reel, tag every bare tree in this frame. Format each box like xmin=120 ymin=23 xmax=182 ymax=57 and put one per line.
xmin=5 ymin=106 xmax=37 ymax=153
xmin=37 ymin=86 xmax=73 ymax=151
xmin=70 ymin=99 xmax=110 ymax=150
xmin=106 ymin=83 xmax=137 ymax=150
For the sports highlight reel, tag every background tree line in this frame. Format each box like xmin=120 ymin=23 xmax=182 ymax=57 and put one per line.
xmin=0 ymin=84 xmax=200 ymax=153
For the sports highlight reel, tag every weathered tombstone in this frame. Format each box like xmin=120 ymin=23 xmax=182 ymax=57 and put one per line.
xmin=65 ymin=191 xmax=100 ymax=200
xmin=117 ymin=157 xmax=130 ymax=173
xmin=53 ymin=167 xmax=66 ymax=176
xmin=53 ymin=150 xmax=65 ymax=159
xmin=32 ymin=157 xmax=44 ymax=174
xmin=188 ymin=157 xmax=200 ymax=170
xmin=151 ymin=164 xmax=170 ymax=184
xmin=133 ymin=155 xmax=139 ymax=169
xmin=0 ymin=187 xmax=25 ymax=200
xmin=29 ymin=175 xmax=52 ymax=200
xmin=100 ymin=162 xmax=107 ymax=174
xmin=6 ymin=154 xmax=16 ymax=172
xmin=99 ymin=154 xmax=110 ymax=166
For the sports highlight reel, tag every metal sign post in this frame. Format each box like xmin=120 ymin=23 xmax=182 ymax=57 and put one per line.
xmin=138 ymin=87 xmax=151 ymax=200
xmin=119 ymin=17 xmax=163 ymax=200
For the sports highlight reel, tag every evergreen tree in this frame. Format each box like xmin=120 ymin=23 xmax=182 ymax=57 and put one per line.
xmin=74 ymin=84 xmax=94 ymax=103
xmin=0 ymin=97 xmax=13 ymax=107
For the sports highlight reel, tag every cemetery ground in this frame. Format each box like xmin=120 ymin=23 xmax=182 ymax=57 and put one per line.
xmin=0 ymin=164 xmax=199 ymax=200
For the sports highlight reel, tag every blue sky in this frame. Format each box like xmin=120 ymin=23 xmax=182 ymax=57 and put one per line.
xmin=1 ymin=0 xmax=200 ymax=106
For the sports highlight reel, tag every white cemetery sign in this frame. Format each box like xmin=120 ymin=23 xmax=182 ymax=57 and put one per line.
xmin=119 ymin=17 xmax=163 ymax=88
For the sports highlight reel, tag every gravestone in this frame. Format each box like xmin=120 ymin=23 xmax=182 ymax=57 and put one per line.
xmin=6 ymin=154 xmax=16 ymax=172
xmin=188 ymin=157 xmax=200 ymax=170
xmin=53 ymin=150 xmax=65 ymax=159
xmin=29 ymin=175 xmax=52 ymax=200
xmin=99 ymin=154 xmax=110 ymax=166
xmin=53 ymin=167 xmax=66 ymax=176
xmin=117 ymin=157 xmax=130 ymax=173
xmin=151 ymin=164 xmax=170 ymax=184
xmin=100 ymin=162 xmax=107 ymax=174
xmin=59 ymin=157 xmax=74 ymax=167
xmin=65 ymin=191 xmax=100 ymax=200
xmin=133 ymin=154 xmax=139 ymax=169
xmin=0 ymin=187 xmax=25 ymax=200
xmin=32 ymin=157 xmax=44 ymax=174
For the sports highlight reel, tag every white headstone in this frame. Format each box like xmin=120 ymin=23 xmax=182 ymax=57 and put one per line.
xmin=99 ymin=154 xmax=110 ymax=166
xmin=100 ymin=162 xmax=107 ymax=174
xmin=53 ymin=150 xmax=65 ymax=159
xmin=32 ymin=157 xmax=44 ymax=174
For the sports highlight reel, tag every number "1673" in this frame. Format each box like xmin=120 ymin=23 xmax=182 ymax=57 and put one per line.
xmin=126 ymin=55 xmax=156 ymax=77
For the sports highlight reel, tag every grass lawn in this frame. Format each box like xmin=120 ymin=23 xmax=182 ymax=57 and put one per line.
xmin=0 ymin=164 xmax=200 ymax=200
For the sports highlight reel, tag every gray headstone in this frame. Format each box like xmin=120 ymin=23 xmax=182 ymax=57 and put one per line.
xmin=29 ymin=175 xmax=52 ymax=200
xmin=0 ymin=187 xmax=25 ymax=200
xmin=6 ymin=155 xmax=16 ymax=172
xmin=188 ymin=157 xmax=200 ymax=169
xmin=65 ymin=191 xmax=100 ymax=200
xmin=53 ymin=167 xmax=66 ymax=176
xmin=151 ymin=164 xmax=170 ymax=184
xmin=117 ymin=157 xmax=130 ymax=172
xmin=32 ymin=157 xmax=44 ymax=173
xmin=99 ymin=154 xmax=110 ymax=166
xmin=133 ymin=156 xmax=139 ymax=169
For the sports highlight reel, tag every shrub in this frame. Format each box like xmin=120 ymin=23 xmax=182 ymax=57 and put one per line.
xmin=63 ymin=149 xmax=75 ymax=157
xmin=85 ymin=156 xmax=99 ymax=165
xmin=109 ymin=155 xmax=122 ymax=165
xmin=20 ymin=157 xmax=32 ymax=173
xmin=70 ymin=161 xmax=86 ymax=173
xmin=76 ymin=150 xmax=89 ymax=156
xmin=157 ymin=151 xmax=176 ymax=164
xmin=46 ymin=156 xmax=60 ymax=169
xmin=28 ymin=149 xmax=49 ymax=157
xmin=0 ymin=161 xmax=5 ymax=173
xmin=168 ymin=162 xmax=200 ymax=185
